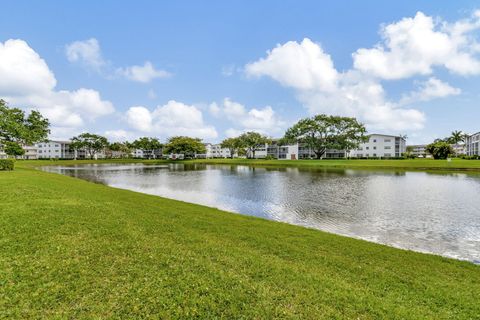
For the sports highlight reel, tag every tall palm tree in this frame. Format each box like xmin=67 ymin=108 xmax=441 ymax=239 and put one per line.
xmin=450 ymin=130 xmax=463 ymax=144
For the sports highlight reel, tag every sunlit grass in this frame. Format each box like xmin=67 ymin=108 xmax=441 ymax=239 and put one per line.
xmin=0 ymin=165 xmax=479 ymax=318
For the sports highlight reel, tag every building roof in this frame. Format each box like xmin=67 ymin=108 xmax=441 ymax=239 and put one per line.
xmin=368 ymin=133 xmax=405 ymax=139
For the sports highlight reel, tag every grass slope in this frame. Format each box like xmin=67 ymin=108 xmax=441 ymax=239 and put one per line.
xmin=188 ymin=158 xmax=480 ymax=171
xmin=1 ymin=167 xmax=479 ymax=319
xmin=19 ymin=158 xmax=480 ymax=172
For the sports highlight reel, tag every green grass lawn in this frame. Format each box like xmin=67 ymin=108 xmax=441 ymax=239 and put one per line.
xmin=1 ymin=165 xmax=479 ymax=318
xmin=187 ymin=158 xmax=480 ymax=171
xmin=20 ymin=157 xmax=480 ymax=172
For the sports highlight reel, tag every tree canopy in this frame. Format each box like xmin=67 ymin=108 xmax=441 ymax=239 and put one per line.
xmin=220 ymin=137 xmax=243 ymax=158
xmin=71 ymin=133 xmax=109 ymax=159
xmin=163 ymin=136 xmax=206 ymax=156
xmin=426 ymin=141 xmax=453 ymax=160
xmin=0 ymin=99 xmax=50 ymax=146
xmin=238 ymin=132 xmax=270 ymax=159
xmin=449 ymin=130 xmax=463 ymax=144
xmin=283 ymin=115 xmax=367 ymax=159
xmin=131 ymin=137 xmax=163 ymax=150
xmin=4 ymin=141 xmax=25 ymax=157
xmin=107 ymin=142 xmax=132 ymax=158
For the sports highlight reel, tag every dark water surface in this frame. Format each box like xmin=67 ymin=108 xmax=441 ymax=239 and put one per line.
xmin=42 ymin=163 xmax=480 ymax=262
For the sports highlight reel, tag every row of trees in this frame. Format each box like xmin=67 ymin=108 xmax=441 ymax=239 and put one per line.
xmin=0 ymin=99 xmax=370 ymax=160
xmin=4 ymin=97 xmax=466 ymax=161
xmin=221 ymin=115 xmax=367 ymax=159
xmin=69 ymin=115 xmax=368 ymax=160
xmin=69 ymin=134 xmax=164 ymax=159
xmin=68 ymin=134 xmax=207 ymax=159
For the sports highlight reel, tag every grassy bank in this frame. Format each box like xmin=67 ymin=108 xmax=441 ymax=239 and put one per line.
xmin=1 ymin=166 xmax=479 ymax=318
xmin=188 ymin=158 xmax=480 ymax=172
xmin=17 ymin=157 xmax=480 ymax=173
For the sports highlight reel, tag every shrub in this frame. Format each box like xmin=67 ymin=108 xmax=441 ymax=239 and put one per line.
xmin=426 ymin=141 xmax=453 ymax=159
xmin=461 ymin=155 xmax=480 ymax=160
xmin=0 ymin=159 xmax=14 ymax=171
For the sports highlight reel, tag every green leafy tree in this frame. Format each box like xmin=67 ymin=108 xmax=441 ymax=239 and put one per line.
xmin=108 ymin=142 xmax=132 ymax=158
xmin=163 ymin=136 xmax=206 ymax=157
xmin=4 ymin=141 xmax=25 ymax=157
xmin=449 ymin=130 xmax=464 ymax=144
xmin=283 ymin=115 xmax=367 ymax=159
xmin=130 ymin=137 xmax=163 ymax=159
xmin=238 ymin=132 xmax=270 ymax=159
xmin=426 ymin=141 xmax=453 ymax=160
xmin=220 ymin=137 xmax=243 ymax=158
xmin=71 ymin=133 xmax=109 ymax=159
xmin=131 ymin=137 xmax=163 ymax=150
xmin=0 ymin=99 xmax=50 ymax=145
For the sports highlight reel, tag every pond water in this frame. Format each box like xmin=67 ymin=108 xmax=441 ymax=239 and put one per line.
xmin=42 ymin=163 xmax=480 ymax=263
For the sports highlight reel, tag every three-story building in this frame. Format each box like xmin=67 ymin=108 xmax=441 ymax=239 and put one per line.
xmin=466 ymin=132 xmax=480 ymax=156
xmin=349 ymin=134 xmax=406 ymax=158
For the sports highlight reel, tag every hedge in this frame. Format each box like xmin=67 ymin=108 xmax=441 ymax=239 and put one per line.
xmin=0 ymin=159 xmax=14 ymax=171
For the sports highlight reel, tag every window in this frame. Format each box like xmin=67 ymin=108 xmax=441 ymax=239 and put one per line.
xmin=373 ymin=153 xmax=377 ymax=157
xmin=384 ymin=139 xmax=391 ymax=142
xmin=385 ymin=146 xmax=391 ymax=149
xmin=373 ymin=146 xmax=376 ymax=150
xmin=373 ymin=139 xmax=377 ymax=142
xmin=366 ymin=147 xmax=369 ymax=150
xmin=358 ymin=147 xmax=363 ymax=150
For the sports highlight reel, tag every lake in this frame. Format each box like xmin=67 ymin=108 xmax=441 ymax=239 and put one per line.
xmin=42 ymin=163 xmax=480 ymax=263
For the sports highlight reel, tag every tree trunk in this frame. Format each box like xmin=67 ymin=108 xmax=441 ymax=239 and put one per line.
xmin=315 ymin=148 xmax=326 ymax=159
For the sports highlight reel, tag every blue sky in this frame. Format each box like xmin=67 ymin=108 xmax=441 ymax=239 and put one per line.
xmin=1 ymin=1 xmax=480 ymax=144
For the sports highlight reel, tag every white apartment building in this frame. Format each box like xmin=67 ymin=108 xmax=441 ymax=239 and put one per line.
xmin=466 ymin=132 xmax=480 ymax=156
xmin=36 ymin=140 xmax=106 ymax=159
xmin=36 ymin=141 xmax=76 ymax=159
xmin=0 ymin=144 xmax=38 ymax=159
xmin=408 ymin=144 xmax=429 ymax=158
xmin=248 ymin=141 xmax=346 ymax=160
xmin=19 ymin=145 xmax=38 ymax=160
xmin=132 ymin=148 xmax=162 ymax=159
xmin=349 ymin=134 xmax=406 ymax=158
xmin=202 ymin=143 xmax=233 ymax=158
xmin=451 ymin=144 xmax=466 ymax=156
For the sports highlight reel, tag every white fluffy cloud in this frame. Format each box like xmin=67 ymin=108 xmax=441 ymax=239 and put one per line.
xmin=117 ymin=61 xmax=171 ymax=83
xmin=353 ymin=11 xmax=480 ymax=79
xmin=104 ymin=129 xmax=136 ymax=142
xmin=126 ymin=106 xmax=153 ymax=132
xmin=211 ymin=98 xmax=286 ymax=136
xmin=65 ymin=38 xmax=105 ymax=70
xmin=245 ymin=11 xmax=480 ymax=133
xmin=66 ymin=38 xmax=171 ymax=83
xmin=0 ymin=39 xmax=57 ymax=95
xmin=400 ymin=77 xmax=461 ymax=105
xmin=0 ymin=39 xmax=114 ymax=136
xmin=246 ymin=38 xmax=425 ymax=131
xmin=125 ymin=100 xmax=218 ymax=139
xmin=246 ymin=38 xmax=338 ymax=92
